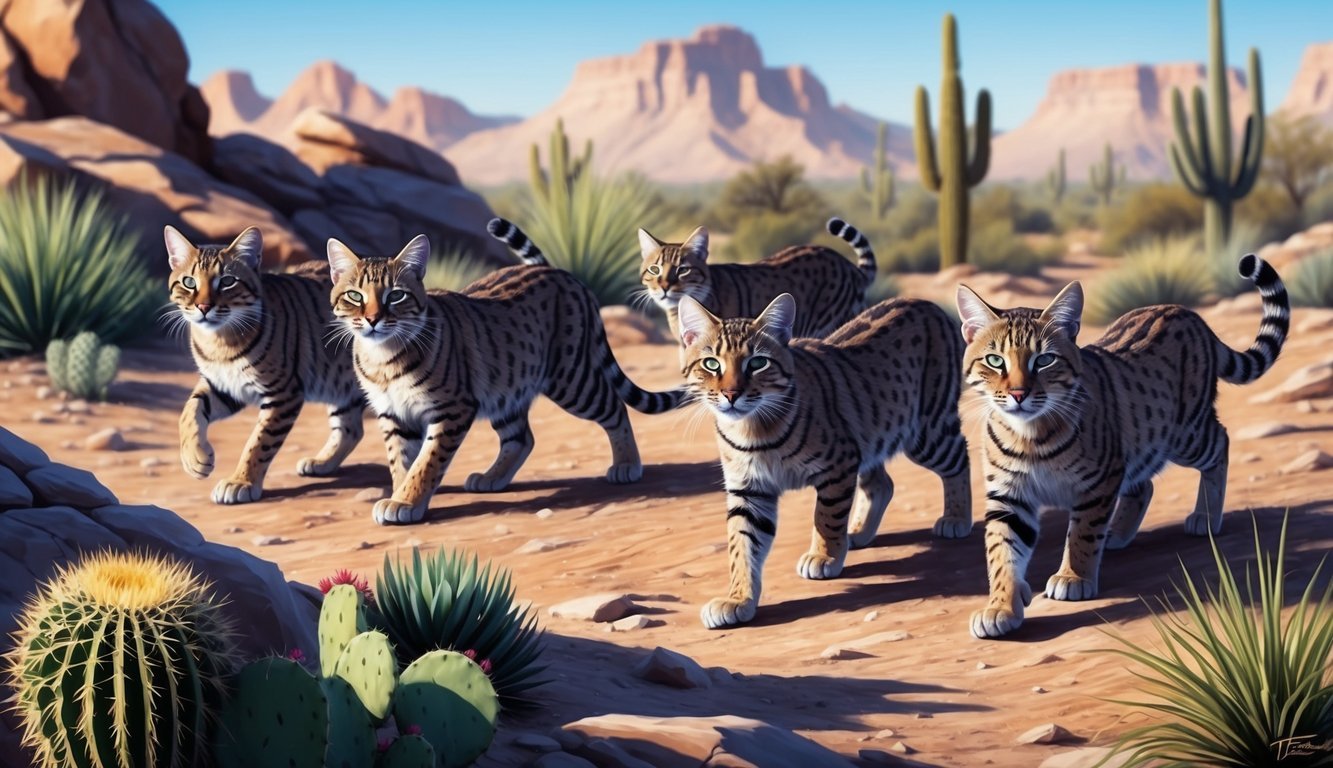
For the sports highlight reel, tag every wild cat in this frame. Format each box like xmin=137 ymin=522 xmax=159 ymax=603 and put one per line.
xmin=677 ymin=293 xmax=972 ymax=628
xmin=164 ymin=226 xmax=365 ymax=504
xmin=638 ymin=218 xmax=877 ymax=343
xmin=956 ymin=254 xmax=1289 ymax=638
xmin=327 ymin=222 xmax=686 ymax=525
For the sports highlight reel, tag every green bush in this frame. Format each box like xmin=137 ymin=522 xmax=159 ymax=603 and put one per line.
xmin=1086 ymin=236 xmax=1212 ymax=325
xmin=0 ymin=175 xmax=156 ymax=356
xmin=972 ymin=185 xmax=1056 ymax=235
xmin=1099 ymin=183 xmax=1203 ymax=255
xmin=1209 ymin=220 xmax=1267 ymax=299
xmin=713 ymin=155 xmax=827 ymax=226
xmin=969 ymin=220 xmax=1062 ymax=276
xmin=716 ymin=210 xmax=822 ymax=263
xmin=880 ymin=226 xmax=941 ymax=273
xmin=1236 ymin=183 xmax=1304 ymax=244
xmin=1099 ymin=517 xmax=1333 ymax=767
xmin=1290 ymin=247 xmax=1333 ymax=308
xmin=423 ymin=244 xmax=493 ymax=292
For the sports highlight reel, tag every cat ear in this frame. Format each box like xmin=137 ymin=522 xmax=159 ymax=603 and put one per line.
xmin=683 ymin=226 xmax=709 ymax=261
xmin=637 ymin=228 xmax=662 ymax=259
xmin=755 ymin=293 xmax=796 ymax=345
xmin=1040 ymin=281 xmax=1083 ymax=340
xmin=677 ymin=295 xmax=719 ymax=347
xmin=956 ymin=284 xmax=1000 ymax=343
xmin=164 ymin=225 xmax=195 ymax=271
xmin=326 ymin=238 xmax=360 ymax=284
xmin=394 ymin=234 xmax=430 ymax=281
xmin=227 ymin=227 xmax=263 ymax=271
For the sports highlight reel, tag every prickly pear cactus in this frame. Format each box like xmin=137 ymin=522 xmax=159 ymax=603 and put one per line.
xmin=394 ymin=650 xmax=499 ymax=768
xmin=321 ymin=676 xmax=377 ymax=768
xmin=320 ymin=583 xmax=369 ymax=677
xmin=378 ymin=734 xmax=436 ymax=768
xmin=216 ymin=658 xmax=327 ymax=768
xmin=333 ymin=630 xmax=397 ymax=721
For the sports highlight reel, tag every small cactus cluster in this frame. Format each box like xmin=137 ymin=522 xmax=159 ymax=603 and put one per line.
xmin=860 ymin=122 xmax=896 ymax=220
xmin=1046 ymin=148 xmax=1067 ymax=205
xmin=216 ymin=581 xmax=499 ymax=768
xmin=1089 ymin=143 xmax=1127 ymax=206
xmin=45 ymin=331 xmax=120 ymax=401
xmin=529 ymin=118 xmax=592 ymax=204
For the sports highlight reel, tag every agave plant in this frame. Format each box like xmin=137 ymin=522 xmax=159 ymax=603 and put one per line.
xmin=375 ymin=547 xmax=547 ymax=703
xmin=423 ymin=243 xmax=495 ymax=293
xmin=1085 ymin=235 xmax=1212 ymax=325
xmin=1098 ymin=516 xmax=1333 ymax=767
xmin=1290 ymin=247 xmax=1333 ymax=308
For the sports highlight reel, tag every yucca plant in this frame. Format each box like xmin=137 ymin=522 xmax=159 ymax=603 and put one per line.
xmin=375 ymin=548 xmax=547 ymax=703
xmin=1290 ymin=247 xmax=1333 ymax=308
xmin=0 ymin=174 xmax=156 ymax=356
xmin=1086 ymin=235 xmax=1213 ymax=325
xmin=1098 ymin=516 xmax=1333 ymax=767
xmin=423 ymin=244 xmax=494 ymax=293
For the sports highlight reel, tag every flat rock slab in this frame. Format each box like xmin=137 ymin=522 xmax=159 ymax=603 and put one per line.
xmin=1252 ymin=362 xmax=1333 ymax=404
xmin=1282 ymin=449 xmax=1333 ymax=474
xmin=1017 ymin=723 xmax=1080 ymax=745
xmin=632 ymin=647 xmax=712 ymax=689
xmin=548 ymin=593 xmax=641 ymax=623
xmin=1236 ymin=422 xmax=1299 ymax=440
xmin=24 ymin=465 xmax=118 ymax=508
xmin=562 ymin=714 xmax=856 ymax=768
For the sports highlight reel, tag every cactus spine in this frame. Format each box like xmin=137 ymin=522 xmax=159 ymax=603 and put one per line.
xmin=1046 ymin=148 xmax=1067 ymax=205
xmin=45 ymin=331 xmax=120 ymax=401
xmin=914 ymin=13 xmax=991 ymax=269
xmin=529 ymin=118 xmax=592 ymax=205
xmin=1168 ymin=0 xmax=1264 ymax=257
xmin=1089 ymin=143 xmax=1127 ymax=206
xmin=7 ymin=551 xmax=238 ymax=768
xmin=860 ymin=122 xmax=896 ymax=220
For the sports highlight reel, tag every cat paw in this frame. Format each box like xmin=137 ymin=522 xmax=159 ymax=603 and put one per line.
xmin=464 ymin=472 xmax=511 ymax=493
xmin=970 ymin=605 xmax=1024 ymax=638
xmin=932 ymin=516 xmax=973 ymax=539
xmin=796 ymin=552 xmax=844 ymax=580
xmin=372 ymin=498 xmax=424 ymax=525
xmin=700 ymin=597 xmax=756 ymax=629
xmin=211 ymin=479 xmax=261 ymax=505
xmin=1183 ymin=513 xmax=1221 ymax=537
xmin=181 ymin=442 xmax=215 ymax=479
xmin=1045 ymin=573 xmax=1098 ymax=601
xmin=604 ymin=462 xmax=643 ymax=484
xmin=296 ymin=457 xmax=339 ymax=477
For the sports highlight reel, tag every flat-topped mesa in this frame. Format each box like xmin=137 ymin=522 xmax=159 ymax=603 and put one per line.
xmin=1279 ymin=40 xmax=1333 ymax=120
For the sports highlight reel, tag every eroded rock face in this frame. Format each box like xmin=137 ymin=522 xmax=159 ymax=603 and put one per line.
xmin=0 ymin=0 xmax=212 ymax=164
xmin=0 ymin=426 xmax=319 ymax=765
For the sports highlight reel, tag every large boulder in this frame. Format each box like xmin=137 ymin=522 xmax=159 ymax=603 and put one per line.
xmin=0 ymin=0 xmax=211 ymax=164
xmin=0 ymin=426 xmax=319 ymax=765
xmin=0 ymin=116 xmax=310 ymax=270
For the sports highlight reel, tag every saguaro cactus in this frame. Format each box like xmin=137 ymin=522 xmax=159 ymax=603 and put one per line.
xmin=1089 ymin=143 xmax=1127 ymax=206
xmin=1168 ymin=0 xmax=1264 ymax=257
xmin=529 ymin=118 xmax=592 ymax=204
xmin=915 ymin=12 xmax=991 ymax=269
xmin=860 ymin=122 xmax=896 ymax=220
xmin=1046 ymin=148 xmax=1067 ymax=205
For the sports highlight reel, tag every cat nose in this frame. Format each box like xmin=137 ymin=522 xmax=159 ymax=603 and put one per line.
xmin=721 ymin=388 xmax=742 ymax=404
xmin=196 ymin=303 xmax=211 ymax=315
xmin=1009 ymin=388 xmax=1029 ymax=404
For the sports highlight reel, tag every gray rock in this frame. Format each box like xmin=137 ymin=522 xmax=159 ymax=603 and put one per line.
xmin=89 ymin=505 xmax=205 ymax=549
xmin=632 ymin=647 xmax=711 ymax=689
xmin=608 ymin=615 xmax=655 ymax=632
xmin=85 ymin=428 xmax=128 ymax=452
xmin=513 ymin=732 xmax=562 ymax=753
xmin=548 ymin=593 xmax=640 ymax=623
xmin=0 ymin=465 xmax=33 ymax=510
xmin=1018 ymin=723 xmax=1079 ymax=745
xmin=0 ymin=426 xmax=49 ymax=472
xmin=533 ymin=754 xmax=597 ymax=768
xmin=562 ymin=714 xmax=855 ymax=768
xmin=24 ymin=465 xmax=118 ymax=508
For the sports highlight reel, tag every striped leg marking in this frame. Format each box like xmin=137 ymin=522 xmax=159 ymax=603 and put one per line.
xmin=179 ymin=378 xmax=241 ymax=480
xmin=849 ymin=466 xmax=893 ymax=549
xmin=465 ymin=410 xmax=535 ymax=492
xmin=373 ymin=408 xmax=474 ymax=525
xmin=701 ymin=480 xmax=778 ymax=629
xmin=1046 ymin=475 xmax=1120 ymax=602
xmin=798 ymin=468 xmax=857 ymax=580
xmin=213 ymin=391 xmax=304 ymax=505
xmin=1106 ymin=481 xmax=1153 ymax=550
xmin=971 ymin=493 xmax=1038 ymax=639
xmin=298 ymin=398 xmax=365 ymax=477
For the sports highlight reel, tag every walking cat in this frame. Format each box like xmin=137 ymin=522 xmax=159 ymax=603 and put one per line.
xmin=165 ymin=226 xmax=366 ymax=504
xmin=956 ymin=253 xmax=1289 ymax=639
xmin=328 ymin=221 xmax=686 ymax=525
xmin=677 ymin=293 xmax=972 ymax=628
xmin=639 ymin=217 xmax=877 ymax=344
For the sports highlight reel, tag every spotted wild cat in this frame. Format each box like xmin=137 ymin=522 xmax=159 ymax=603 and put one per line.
xmin=639 ymin=218 xmax=877 ymax=344
xmin=165 ymin=226 xmax=366 ymax=504
xmin=956 ymin=254 xmax=1289 ymax=639
xmin=328 ymin=222 xmax=686 ymax=525
xmin=677 ymin=293 xmax=972 ymax=629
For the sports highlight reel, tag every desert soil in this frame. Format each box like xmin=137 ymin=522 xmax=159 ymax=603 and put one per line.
xmin=3 ymin=253 xmax=1331 ymax=767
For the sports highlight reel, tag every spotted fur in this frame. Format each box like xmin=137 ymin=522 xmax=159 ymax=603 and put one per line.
xmin=957 ymin=254 xmax=1289 ymax=639
xmin=639 ymin=217 xmax=877 ymax=344
xmin=329 ymin=234 xmax=687 ymax=525
xmin=678 ymin=293 xmax=971 ymax=629
xmin=165 ymin=226 xmax=366 ymax=505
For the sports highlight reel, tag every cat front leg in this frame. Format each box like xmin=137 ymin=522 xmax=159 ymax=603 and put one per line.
xmin=372 ymin=406 xmax=475 ymax=525
xmin=213 ymin=389 xmax=305 ymax=504
xmin=179 ymin=377 xmax=241 ymax=480
xmin=700 ymin=475 xmax=779 ymax=629
xmin=798 ymin=463 xmax=858 ymax=579
xmin=376 ymin=413 xmax=420 ymax=491
xmin=971 ymin=490 xmax=1038 ymax=639
xmin=1047 ymin=472 xmax=1123 ymax=601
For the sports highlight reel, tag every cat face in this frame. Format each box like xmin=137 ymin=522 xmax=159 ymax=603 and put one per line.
xmin=956 ymin=282 xmax=1084 ymax=425
xmin=328 ymin=235 xmax=431 ymax=347
xmin=678 ymin=293 xmax=796 ymax=424
xmin=639 ymin=227 xmax=710 ymax=309
xmin=165 ymin=226 xmax=264 ymax=334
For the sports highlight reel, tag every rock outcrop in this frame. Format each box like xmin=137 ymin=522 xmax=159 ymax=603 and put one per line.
xmin=559 ymin=714 xmax=856 ymax=767
xmin=0 ymin=426 xmax=319 ymax=765
xmin=0 ymin=0 xmax=211 ymax=164
xmin=1278 ymin=41 xmax=1333 ymax=123
xmin=200 ymin=70 xmax=273 ymax=136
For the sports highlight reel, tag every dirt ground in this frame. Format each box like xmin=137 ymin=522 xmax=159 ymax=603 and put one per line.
xmin=3 ymin=253 xmax=1331 ymax=767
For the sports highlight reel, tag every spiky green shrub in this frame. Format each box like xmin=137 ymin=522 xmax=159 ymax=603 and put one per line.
xmin=375 ymin=548 xmax=546 ymax=703
xmin=1209 ymin=220 xmax=1267 ymax=298
xmin=717 ymin=210 xmax=823 ymax=263
xmin=7 ymin=551 xmax=239 ymax=768
xmin=46 ymin=331 xmax=119 ymax=401
xmin=1099 ymin=183 xmax=1203 ymax=255
xmin=0 ymin=175 xmax=156 ymax=356
xmin=1087 ymin=236 xmax=1212 ymax=325
xmin=881 ymin=227 xmax=941 ymax=273
xmin=1290 ymin=247 xmax=1333 ymax=308
xmin=1099 ymin=517 xmax=1333 ymax=767
xmin=423 ymin=244 xmax=493 ymax=292
xmin=968 ymin=220 xmax=1062 ymax=277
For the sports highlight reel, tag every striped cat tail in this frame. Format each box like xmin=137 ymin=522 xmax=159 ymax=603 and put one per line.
xmin=601 ymin=345 xmax=688 ymax=414
xmin=827 ymin=217 xmax=877 ymax=284
xmin=487 ymin=218 xmax=548 ymax=266
xmin=1217 ymin=253 xmax=1290 ymax=384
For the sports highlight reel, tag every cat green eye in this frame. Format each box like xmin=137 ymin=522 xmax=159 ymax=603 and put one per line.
xmin=746 ymin=356 xmax=770 ymax=373
xmin=1034 ymin=352 xmax=1057 ymax=369
xmin=678 ymin=267 xmax=691 ymax=276
xmin=387 ymin=289 xmax=408 ymax=304
xmin=984 ymin=353 xmax=1006 ymax=369
xmin=181 ymin=275 xmax=197 ymax=290
xmin=344 ymin=289 xmax=364 ymax=304
xmin=218 ymin=275 xmax=238 ymax=289
xmin=647 ymin=265 xmax=662 ymax=276
xmin=701 ymin=357 xmax=722 ymax=373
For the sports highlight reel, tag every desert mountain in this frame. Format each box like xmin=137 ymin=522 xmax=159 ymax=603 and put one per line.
xmin=445 ymin=25 xmax=911 ymax=185
xmin=200 ymin=60 xmax=515 ymax=152
xmin=1278 ymin=41 xmax=1333 ymax=123
xmin=990 ymin=62 xmax=1250 ymax=181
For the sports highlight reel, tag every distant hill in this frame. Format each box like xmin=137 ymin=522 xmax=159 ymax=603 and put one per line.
xmin=1279 ymin=41 xmax=1333 ymax=123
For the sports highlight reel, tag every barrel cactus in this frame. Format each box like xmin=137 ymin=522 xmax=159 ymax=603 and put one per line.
xmin=45 ymin=331 xmax=120 ymax=401
xmin=6 ymin=551 xmax=239 ymax=768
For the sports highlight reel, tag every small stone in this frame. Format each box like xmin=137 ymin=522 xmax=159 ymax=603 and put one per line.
xmin=859 ymin=748 xmax=904 ymax=765
xmin=914 ymin=713 xmax=933 ymax=720
xmin=1017 ymin=723 xmax=1079 ymax=745
xmin=820 ymin=645 xmax=875 ymax=661
xmin=224 ymin=526 xmax=243 ymax=534
xmin=355 ymin=541 xmax=373 ymax=550
xmin=632 ymin=646 xmax=711 ymax=689
xmin=864 ymin=610 xmax=880 ymax=622
xmin=494 ymin=524 xmax=512 ymax=535
xmin=876 ymin=729 xmax=897 ymax=739
xmin=548 ymin=593 xmax=640 ymax=622
xmin=535 ymin=507 xmax=554 ymax=519
xmin=354 ymin=487 xmax=389 ymax=502
xmin=515 ymin=537 xmax=578 ymax=554
xmin=35 ymin=385 xmax=52 ymax=400
xmin=60 ymin=440 xmax=77 ymax=450
xmin=1237 ymin=452 xmax=1263 ymax=463
xmin=65 ymin=400 xmax=91 ymax=414
xmin=976 ymin=661 xmax=992 ymax=670
xmin=1024 ymin=653 xmax=1064 ymax=667
xmin=1296 ymin=400 xmax=1316 ymax=414
xmin=513 ymin=732 xmax=561 ymax=753
xmin=1282 ymin=449 xmax=1333 ymax=474
xmin=84 ymin=428 xmax=127 ymax=452
xmin=304 ymin=521 xmax=316 ymax=529
xmin=30 ymin=411 xmax=54 ymax=424
xmin=889 ymin=740 xmax=917 ymax=754
xmin=1237 ymin=422 xmax=1298 ymax=440
xmin=403 ymin=537 xmax=424 ymax=548
xmin=139 ymin=456 xmax=165 ymax=468
xmin=1032 ymin=686 xmax=1048 ymax=694
xmin=609 ymin=615 xmax=654 ymax=632
xmin=251 ymin=535 xmax=287 ymax=546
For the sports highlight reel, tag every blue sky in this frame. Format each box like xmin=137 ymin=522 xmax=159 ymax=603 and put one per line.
xmin=157 ymin=0 xmax=1330 ymax=130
